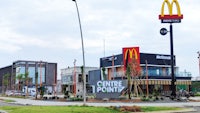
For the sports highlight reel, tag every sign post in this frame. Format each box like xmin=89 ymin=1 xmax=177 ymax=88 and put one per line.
xmin=158 ymin=0 xmax=183 ymax=99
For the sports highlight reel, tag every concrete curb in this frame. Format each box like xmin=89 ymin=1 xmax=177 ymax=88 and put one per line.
xmin=0 ymin=110 xmax=7 ymax=113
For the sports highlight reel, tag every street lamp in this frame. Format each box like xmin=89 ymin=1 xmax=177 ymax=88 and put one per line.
xmin=72 ymin=0 xmax=86 ymax=104
xmin=197 ymin=51 xmax=200 ymax=77
xmin=160 ymin=24 xmax=176 ymax=99
xmin=158 ymin=0 xmax=184 ymax=100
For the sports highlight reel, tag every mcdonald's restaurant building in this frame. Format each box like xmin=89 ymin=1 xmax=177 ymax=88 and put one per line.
xmin=97 ymin=47 xmax=192 ymax=96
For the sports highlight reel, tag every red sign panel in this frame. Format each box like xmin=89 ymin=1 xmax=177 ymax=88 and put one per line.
xmin=123 ymin=47 xmax=140 ymax=71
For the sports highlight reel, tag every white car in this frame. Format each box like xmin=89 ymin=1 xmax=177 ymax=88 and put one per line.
xmin=29 ymin=90 xmax=36 ymax=96
xmin=5 ymin=90 xmax=14 ymax=96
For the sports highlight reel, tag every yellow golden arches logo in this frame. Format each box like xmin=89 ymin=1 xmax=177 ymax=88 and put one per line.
xmin=123 ymin=47 xmax=140 ymax=71
xmin=159 ymin=0 xmax=183 ymax=20
xmin=124 ymin=48 xmax=138 ymax=60
xmin=161 ymin=0 xmax=181 ymax=17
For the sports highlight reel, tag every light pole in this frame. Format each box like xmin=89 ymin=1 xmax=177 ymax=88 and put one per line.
xmin=169 ymin=23 xmax=176 ymax=98
xmin=160 ymin=24 xmax=176 ymax=99
xmin=39 ymin=61 xmax=43 ymax=99
xmin=40 ymin=61 xmax=42 ymax=87
xmin=72 ymin=0 xmax=86 ymax=104
xmin=197 ymin=51 xmax=200 ymax=77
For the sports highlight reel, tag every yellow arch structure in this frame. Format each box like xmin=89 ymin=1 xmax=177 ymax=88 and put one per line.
xmin=160 ymin=0 xmax=182 ymax=17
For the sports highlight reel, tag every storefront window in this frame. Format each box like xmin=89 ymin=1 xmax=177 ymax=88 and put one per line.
xmin=148 ymin=67 xmax=162 ymax=76
xmin=38 ymin=67 xmax=45 ymax=84
xmin=140 ymin=66 xmax=163 ymax=76
xmin=15 ymin=66 xmax=25 ymax=84
xmin=28 ymin=67 xmax=35 ymax=84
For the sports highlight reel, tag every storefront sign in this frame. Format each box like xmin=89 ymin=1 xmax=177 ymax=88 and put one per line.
xmin=158 ymin=0 xmax=183 ymax=23
xmin=156 ymin=55 xmax=171 ymax=60
xmin=96 ymin=80 xmax=125 ymax=93
xmin=123 ymin=47 xmax=140 ymax=71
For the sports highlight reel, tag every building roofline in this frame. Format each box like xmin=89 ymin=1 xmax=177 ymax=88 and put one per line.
xmin=13 ymin=60 xmax=57 ymax=64
xmin=101 ymin=53 xmax=173 ymax=58
xmin=0 ymin=65 xmax=12 ymax=70
xmin=61 ymin=66 xmax=99 ymax=70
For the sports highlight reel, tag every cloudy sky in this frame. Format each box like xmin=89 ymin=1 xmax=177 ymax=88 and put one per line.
xmin=0 ymin=0 xmax=199 ymax=79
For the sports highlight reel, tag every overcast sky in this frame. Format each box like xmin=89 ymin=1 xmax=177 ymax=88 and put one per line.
xmin=0 ymin=0 xmax=199 ymax=79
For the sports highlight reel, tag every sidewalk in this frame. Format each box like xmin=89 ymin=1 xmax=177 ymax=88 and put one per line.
xmin=1 ymin=96 xmax=200 ymax=107
xmin=0 ymin=96 xmax=199 ymax=113
xmin=189 ymin=97 xmax=200 ymax=101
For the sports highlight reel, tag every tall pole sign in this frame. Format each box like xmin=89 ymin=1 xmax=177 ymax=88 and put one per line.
xmin=158 ymin=0 xmax=183 ymax=99
xmin=159 ymin=0 xmax=183 ymax=23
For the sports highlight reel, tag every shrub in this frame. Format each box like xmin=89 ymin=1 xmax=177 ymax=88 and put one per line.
xmin=141 ymin=97 xmax=149 ymax=101
xmin=120 ymin=106 xmax=141 ymax=112
xmin=194 ymin=92 xmax=200 ymax=96
xmin=69 ymin=97 xmax=83 ymax=101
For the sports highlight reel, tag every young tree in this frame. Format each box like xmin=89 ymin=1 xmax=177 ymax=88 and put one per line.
xmin=24 ymin=72 xmax=29 ymax=97
xmin=102 ymin=67 xmax=106 ymax=80
xmin=129 ymin=58 xmax=141 ymax=97
xmin=16 ymin=74 xmax=23 ymax=91
xmin=125 ymin=64 xmax=132 ymax=99
xmin=3 ymin=73 xmax=10 ymax=94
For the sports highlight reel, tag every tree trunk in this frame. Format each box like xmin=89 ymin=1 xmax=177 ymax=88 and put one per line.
xmin=35 ymin=84 xmax=38 ymax=99
xmin=18 ymin=81 xmax=20 ymax=91
xmin=26 ymin=80 xmax=29 ymax=97
xmin=128 ymin=79 xmax=131 ymax=99
xmin=133 ymin=77 xmax=138 ymax=97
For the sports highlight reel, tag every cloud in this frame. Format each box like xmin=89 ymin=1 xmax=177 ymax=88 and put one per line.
xmin=0 ymin=0 xmax=199 ymax=77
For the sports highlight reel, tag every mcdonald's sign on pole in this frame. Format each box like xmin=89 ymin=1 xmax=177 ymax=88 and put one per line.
xmin=158 ymin=0 xmax=184 ymax=99
xmin=158 ymin=0 xmax=183 ymax=23
xmin=123 ymin=47 xmax=140 ymax=71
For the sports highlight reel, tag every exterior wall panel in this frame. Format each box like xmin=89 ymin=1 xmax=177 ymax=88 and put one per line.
xmin=0 ymin=60 xmax=57 ymax=93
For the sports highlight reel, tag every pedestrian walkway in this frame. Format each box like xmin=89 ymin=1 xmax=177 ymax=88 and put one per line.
xmin=189 ymin=97 xmax=200 ymax=101
xmin=0 ymin=96 xmax=200 ymax=107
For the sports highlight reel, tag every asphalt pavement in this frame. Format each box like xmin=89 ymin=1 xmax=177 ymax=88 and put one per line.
xmin=0 ymin=96 xmax=200 ymax=106
xmin=0 ymin=100 xmax=22 ymax=106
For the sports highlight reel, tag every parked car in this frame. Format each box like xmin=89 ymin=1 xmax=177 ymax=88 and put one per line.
xmin=5 ymin=90 xmax=14 ymax=96
xmin=29 ymin=90 xmax=36 ymax=96
xmin=14 ymin=91 xmax=26 ymax=96
xmin=5 ymin=90 xmax=26 ymax=96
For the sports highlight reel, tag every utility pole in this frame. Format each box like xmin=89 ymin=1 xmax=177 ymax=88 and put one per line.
xmin=145 ymin=60 xmax=149 ymax=97
xmin=40 ymin=61 xmax=42 ymax=87
xmin=39 ymin=61 xmax=43 ymax=99
xmin=72 ymin=0 xmax=86 ymax=105
xmin=197 ymin=51 xmax=200 ymax=77
xmin=73 ymin=59 xmax=77 ymax=96
xmin=112 ymin=54 xmax=115 ymax=80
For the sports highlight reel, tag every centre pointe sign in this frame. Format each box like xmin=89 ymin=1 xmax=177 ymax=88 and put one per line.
xmin=96 ymin=80 xmax=125 ymax=93
xmin=158 ymin=0 xmax=183 ymax=23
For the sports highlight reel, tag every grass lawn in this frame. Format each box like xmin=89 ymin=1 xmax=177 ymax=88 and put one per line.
xmin=0 ymin=106 xmax=184 ymax=113
xmin=0 ymin=106 xmax=120 ymax=113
